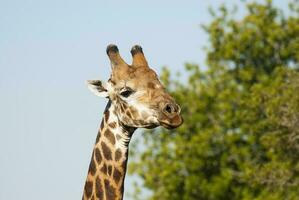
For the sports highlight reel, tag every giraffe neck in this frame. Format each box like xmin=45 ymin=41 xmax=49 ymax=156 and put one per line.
xmin=83 ymin=101 xmax=136 ymax=200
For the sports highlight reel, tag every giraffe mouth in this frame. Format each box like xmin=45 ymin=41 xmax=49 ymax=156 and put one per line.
xmin=158 ymin=115 xmax=183 ymax=129
xmin=159 ymin=121 xmax=182 ymax=129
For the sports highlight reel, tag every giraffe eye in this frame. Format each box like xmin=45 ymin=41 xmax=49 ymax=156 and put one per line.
xmin=120 ymin=90 xmax=133 ymax=98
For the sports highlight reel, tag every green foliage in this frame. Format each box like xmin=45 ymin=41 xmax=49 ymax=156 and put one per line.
xmin=129 ymin=1 xmax=299 ymax=200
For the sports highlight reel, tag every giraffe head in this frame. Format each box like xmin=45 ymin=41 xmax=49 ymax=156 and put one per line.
xmin=87 ymin=44 xmax=183 ymax=129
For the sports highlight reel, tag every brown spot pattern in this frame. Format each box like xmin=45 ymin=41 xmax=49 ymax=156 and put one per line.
xmin=101 ymin=142 xmax=112 ymax=160
xmin=104 ymin=111 xmax=110 ymax=122
xmin=108 ymin=122 xmax=117 ymax=129
xmin=126 ymin=110 xmax=132 ymax=118
xmin=95 ymin=148 xmax=102 ymax=164
xmin=96 ymin=131 xmax=101 ymax=143
xmin=122 ymin=103 xmax=128 ymax=110
xmin=120 ymin=104 xmax=125 ymax=113
xmin=95 ymin=176 xmax=104 ymax=200
xmin=100 ymin=120 xmax=104 ymax=130
xmin=89 ymin=157 xmax=97 ymax=176
xmin=108 ymin=165 xmax=112 ymax=176
xmin=115 ymin=149 xmax=122 ymax=161
xmin=84 ymin=181 xmax=93 ymax=198
xmin=104 ymin=179 xmax=116 ymax=200
xmin=113 ymin=168 xmax=122 ymax=184
xmin=147 ymin=82 xmax=156 ymax=89
xmin=104 ymin=129 xmax=116 ymax=145
xmin=121 ymin=160 xmax=127 ymax=171
xmin=100 ymin=163 xmax=107 ymax=174
xmin=130 ymin=109 xmax=139 ymax=118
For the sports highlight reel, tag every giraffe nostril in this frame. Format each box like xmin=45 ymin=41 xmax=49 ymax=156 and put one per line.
xmin=163 ymin=103 xmax=179 ymax=115
xmin=165 ymin=104 xmax=172 ymax=114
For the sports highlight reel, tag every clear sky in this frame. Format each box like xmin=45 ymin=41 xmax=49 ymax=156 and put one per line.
xmin=0 ymin=0 xmax=289 ymax=199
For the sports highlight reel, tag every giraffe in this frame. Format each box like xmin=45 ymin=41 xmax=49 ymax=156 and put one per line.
xmin=83 ymin=44 xmax=183 ymax=200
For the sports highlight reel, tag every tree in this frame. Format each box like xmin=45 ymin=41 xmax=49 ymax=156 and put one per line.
xmin=129 ymin=1 xmax=299 ymax=200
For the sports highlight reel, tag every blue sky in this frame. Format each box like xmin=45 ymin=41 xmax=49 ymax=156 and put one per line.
xmin=0 ymin=0 xmax=290 ymax=199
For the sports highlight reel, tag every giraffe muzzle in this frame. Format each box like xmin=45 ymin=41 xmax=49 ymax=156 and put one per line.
xmin=159 ymin=102 xmax=183 ymax=129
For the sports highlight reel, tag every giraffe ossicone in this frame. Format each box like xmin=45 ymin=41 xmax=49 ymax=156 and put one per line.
xmin=83 ymin=44 xmax=183 ymax=200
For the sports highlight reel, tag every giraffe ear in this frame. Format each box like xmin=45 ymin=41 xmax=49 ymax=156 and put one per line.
xmin=86 ymin=80 xmax=109 ymax=98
